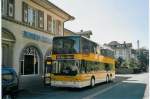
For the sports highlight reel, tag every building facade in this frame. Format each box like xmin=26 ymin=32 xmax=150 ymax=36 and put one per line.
xmin=77 ymin=30 xmax=92 ymax=38
xmin=2 ymin=0 xmax=74 ymax=75
xmin=64 ymin=28 xmax=93 ymax=38
xmin=64 ymin=28 xmax=77 ymax=36
xmin=105 ymin=41 xmax=132 ymax=61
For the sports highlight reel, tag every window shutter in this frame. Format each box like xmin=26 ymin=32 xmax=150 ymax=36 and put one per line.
xmin=28 ymin=7 xmax=33 ymax=26
xmin=23 ymin=2 xmax=28 ymax=23
xmin=38 ymin=10 xmax=44 ymax=29
xmin=47 ymin=15 xmax=52 ymax=32
xmin=33 ymin=9 xmax=36 ymax=27
xmin=58 ymin=20 xmax=62 ymax=35
xmin=52 ymin=19 xmax=56 ymax=34
xmin=2 ymin=0 xmax=7 ymax=16
xmin=8 ymin=0 xmax=14 ymax=17
xmin=55 ymin=20 xmax=59 ymax=35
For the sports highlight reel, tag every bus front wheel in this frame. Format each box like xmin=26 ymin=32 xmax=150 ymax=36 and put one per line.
xmin=90 ymin=77 xmax=95 ymax=87
xmin=109 ymin=74 xmax=113 ymax=82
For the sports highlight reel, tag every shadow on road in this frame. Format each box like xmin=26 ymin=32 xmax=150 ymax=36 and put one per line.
xmin=16 ymin=75 xmax=133 ymax=98
xmin=46 ymin=75 xmax=131 ymax=92
xmin=94 ymin=82 xmax=147 ymax=99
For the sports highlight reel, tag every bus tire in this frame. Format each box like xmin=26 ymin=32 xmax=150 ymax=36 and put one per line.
xmin=109 ymin=74 xmax=113 ymax=82
xmin=106 ymin=75 xmax=109 ymax=83
xmin=90 ymin=77 xmax=95 ymax=87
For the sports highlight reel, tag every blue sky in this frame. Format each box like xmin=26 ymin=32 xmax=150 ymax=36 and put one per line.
xmin=50 ymin=0 xmax=149 ymax=49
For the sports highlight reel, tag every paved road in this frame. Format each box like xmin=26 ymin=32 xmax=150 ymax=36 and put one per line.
xmin=17 ymin=73 xmax=148 ymax=99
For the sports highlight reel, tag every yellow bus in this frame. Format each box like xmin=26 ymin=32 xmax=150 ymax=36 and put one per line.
xmin=47 ymin=36 xmax=115 ymax=88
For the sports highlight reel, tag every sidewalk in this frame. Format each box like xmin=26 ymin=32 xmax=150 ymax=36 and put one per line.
xmin=143 ymin=79 xmax=149 ymax=99
xmin=19 ymin=75 xmax=45 ymax=91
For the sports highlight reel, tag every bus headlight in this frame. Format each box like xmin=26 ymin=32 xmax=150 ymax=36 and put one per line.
xmin=45 ymin=77 xmax=51 ymax=84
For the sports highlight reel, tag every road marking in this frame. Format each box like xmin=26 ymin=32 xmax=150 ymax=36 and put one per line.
xmin=82 ymin=82 xmax=122 ymax=99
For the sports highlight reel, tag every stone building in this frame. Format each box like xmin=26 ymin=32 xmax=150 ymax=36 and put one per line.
xmin=2 ymin=0 xmax=74 ymax=76
xmin=64 ymin=29 xmax=92 ymax=38
xmin=64 ymin=28 xmax=77 ymax=36
xmin=105 ymin=41 xmax=132 ymax=61
xmin=77 ymin=30 xmax=92 ymax=38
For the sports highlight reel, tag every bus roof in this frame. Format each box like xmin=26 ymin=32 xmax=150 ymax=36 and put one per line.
xmin=53 ymin=35 xmax=98 ymax=45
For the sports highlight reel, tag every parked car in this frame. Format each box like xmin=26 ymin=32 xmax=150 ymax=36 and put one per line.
xmin=2 ymin=67 xmax=19 ymax=99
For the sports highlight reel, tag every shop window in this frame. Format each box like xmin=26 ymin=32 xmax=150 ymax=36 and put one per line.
xmin=2 ymin=0 xmax=14 ymax=18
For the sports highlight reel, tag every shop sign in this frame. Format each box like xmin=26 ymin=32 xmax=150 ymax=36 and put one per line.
xmin=23 ymin=31 xmax=52 ymax=44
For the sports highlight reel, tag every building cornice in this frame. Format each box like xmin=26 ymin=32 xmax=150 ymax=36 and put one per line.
xmin=2 ymin=16 xmax=55 ymax=36
xmin=31 ymin=0 xmax=75 ymax=21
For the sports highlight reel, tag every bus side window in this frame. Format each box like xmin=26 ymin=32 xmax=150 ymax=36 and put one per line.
xmin=104 ymin=63 xmax=110 ymax=71
xmin=52 ymin=61 xmax=57 ymax=73
xmin=81 ymin=60 xmax=87 ymax=73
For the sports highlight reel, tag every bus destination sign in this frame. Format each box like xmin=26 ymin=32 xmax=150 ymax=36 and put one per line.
xmin=56 ymin=55 xmax=74 ymax=59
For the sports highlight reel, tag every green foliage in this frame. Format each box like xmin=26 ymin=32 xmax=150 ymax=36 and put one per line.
xmin=129 ymin=58 xmax=138 ymax=69
xmin=122 ymin=60 xmax=129 ymax=67
xmin=116 ymin=57 xmax=124 ymax=68
xmin=137 ymin=48 xmax=149 ymax=71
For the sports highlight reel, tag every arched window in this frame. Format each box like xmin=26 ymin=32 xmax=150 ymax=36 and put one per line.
xmin=2 ymin=28 xmax=16 ymax=66
xmin=20 ymin=46 xmax=40 ymax=75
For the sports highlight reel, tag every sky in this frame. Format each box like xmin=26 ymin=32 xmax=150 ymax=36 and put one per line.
xmin=49 ymin=0 xmax=149 ymax=49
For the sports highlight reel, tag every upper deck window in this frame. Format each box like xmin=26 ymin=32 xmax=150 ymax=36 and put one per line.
xmin=53 ymin=37 xmax=80 ymax=54
xmin=81 ymin=38 xmax=98 ymax=54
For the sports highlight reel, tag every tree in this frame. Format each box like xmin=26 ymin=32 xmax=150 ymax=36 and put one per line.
xmin=129 ymin=58 xmax=138 ymax=69
xmin=116 ymin=57 xmax=124 ymax=68
xmin=137 ymin=48 xmax=149 ymax=72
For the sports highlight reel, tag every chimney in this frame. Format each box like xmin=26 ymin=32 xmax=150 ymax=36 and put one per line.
xmin=80 ymin=30 xmax=83 ymax=32
xmin=137 ymin=40 xmax=139 ymax=50
xmin=137 ymin=40 xmax=140 ymax=55
xmin=124 ymin=41 xmax=126 ymax=44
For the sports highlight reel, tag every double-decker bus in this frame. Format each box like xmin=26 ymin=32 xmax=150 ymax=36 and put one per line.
xmin=46 ymin=36 xmax=115 ymax=88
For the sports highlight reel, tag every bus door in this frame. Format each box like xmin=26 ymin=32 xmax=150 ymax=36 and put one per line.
xmin=44 ymin=57 xmax=52 ymax=85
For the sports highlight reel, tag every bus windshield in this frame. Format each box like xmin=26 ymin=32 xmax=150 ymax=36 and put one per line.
xmin=53 ymin=37 xmax=80 ymax=54
xmin=52 ymin=60 xmax=79 ymax=76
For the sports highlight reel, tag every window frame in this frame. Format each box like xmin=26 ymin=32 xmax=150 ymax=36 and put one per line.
xmin=2 ymin=0 xmax=15 ymax=18
xmin=47 ymin=15 xmax=52 ymax=33
xmin=22 ymin=2 xmax=28 ymax=23
xmin=22 ymin=2 xmax=44 ymax=29
xmin=38 ymin=10 xmax=44 ymax=29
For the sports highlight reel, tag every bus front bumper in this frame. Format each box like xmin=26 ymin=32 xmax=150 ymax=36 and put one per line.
xmin=51 ymin=80 xmax=90 ymax=88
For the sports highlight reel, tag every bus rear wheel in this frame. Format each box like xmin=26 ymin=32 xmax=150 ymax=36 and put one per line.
xmin=109 ymin=75 xmax=113 ymax=82
xmin=106 ymin=75 xmax=109 ymax=83
xmin=90 ymin=77 xmax=95 ymax=87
